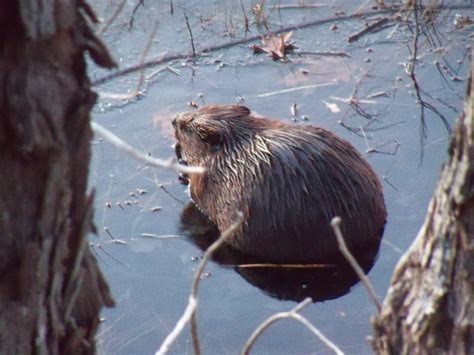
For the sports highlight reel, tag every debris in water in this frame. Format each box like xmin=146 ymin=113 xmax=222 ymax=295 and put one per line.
xmin=250 ymin=32 xmax=295 ymax=61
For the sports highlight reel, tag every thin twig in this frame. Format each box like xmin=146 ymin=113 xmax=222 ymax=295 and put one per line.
xmin=366 ymin=140 xmax=401 ymax=155
xmin=381 ymin=239 xmax=403 ymax=254
xmin=241 ymin=298 xmax=344 ymax=355
xmin=295 ymin=50 xmax=350 ymax=57
xmin=330 ymin=217 xmax=382 ymax=313
xmin=90 ymin=121 xmax=204 ymax=174
xmin=330 ymin=96 xmax=376 ymax=105
xmin=353 ymin=0 xmax=374 ymax=15
xmin=235 ymin=263 xmax=334 ymax=269
xmin=98 ymin=0 xmax=128 ymax=35
xmin=129 ymin=0 xmax=145 ymax=30
xmin=382 ymin=162 xmax=399 ymax=192
xmin=139 ymin=233 xmax=181 ymax=239
xmin=276 ymin=0 xmax=283 ymax=27
xmin=339 ymin=119 xmax=406 ymax=137
xmin=223 ymin=0 xmax=236 ymax=38
xmin=156 ymin=214 xmax=244 ymax=355
xmin=239 ymin=0 xmax=250 ymax=35
xmin=96 ymin=244 xmax=129 ymax=268
xmin=348 ymin=17 xmax=391 ymax=43
xmin=257 ymin=82 xmax=337 ymax=97
xmin=407 ymin=2 xmax=427 ymax=163
xmin=405 ymin=2 xmax=454 ymax=165
xmin=332 ymin=71 xmax=379 ymax=121
xmin=184 ymin=12 xmax=196 ymax=58
xmin=359 ymin=124 xmax=371 ymax=151
xmin=386 ymin=22 xmax=400 ymax=39
xmin=271 ymin=3 xmax=329 ymax=10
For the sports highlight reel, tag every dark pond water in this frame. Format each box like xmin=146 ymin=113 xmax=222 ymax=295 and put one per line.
xmin=88 ymin=1 xmax=472 ymax=354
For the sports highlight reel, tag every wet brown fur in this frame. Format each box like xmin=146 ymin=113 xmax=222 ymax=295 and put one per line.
xmin=173 ymin=105 xmax=387 ymax=263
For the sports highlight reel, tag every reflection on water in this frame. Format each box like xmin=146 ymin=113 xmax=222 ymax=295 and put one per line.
xmin=180 ymin=203 xmax=381 ymax=302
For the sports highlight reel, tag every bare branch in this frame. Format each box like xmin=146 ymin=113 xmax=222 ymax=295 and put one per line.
xmin=155 ymin=297 xmax=197 ymax=355
xmin=330 ymin=217 xmax=382 ymax=313
xmin=190 ymin=213 xmax=244 ymax=354
xmin=404 ymin=2 xmax=454 ymax=165
xmin=90 ymin=121 xmax=204 ymax=174
xmin=241 ymin=298 xmax=344 ymax=355
xmin=155 ymin=213 xmax=244 ymax=355
xmin=407 ymin=3 xmax=427 ymax=163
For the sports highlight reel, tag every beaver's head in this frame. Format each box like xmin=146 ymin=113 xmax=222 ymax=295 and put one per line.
xmin=172 ymin=105 xmax=256 ymax=168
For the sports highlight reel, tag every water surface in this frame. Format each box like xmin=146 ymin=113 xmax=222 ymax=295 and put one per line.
xmin=89 ymin=1 xmax=472 ymax=353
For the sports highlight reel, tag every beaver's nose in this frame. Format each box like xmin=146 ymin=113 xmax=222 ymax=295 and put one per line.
xmin=172 ymin=117 xmax=177 ymax=128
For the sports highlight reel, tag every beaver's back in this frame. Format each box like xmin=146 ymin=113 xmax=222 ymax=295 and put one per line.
xmin=245 ymin=125 xmax=385 ymax=262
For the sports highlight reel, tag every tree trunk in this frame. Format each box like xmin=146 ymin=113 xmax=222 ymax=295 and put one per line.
xmin=0 ymin=1 xmax=116 ymax=353
xmin=372 ymin=60 xmax=474 ymax=353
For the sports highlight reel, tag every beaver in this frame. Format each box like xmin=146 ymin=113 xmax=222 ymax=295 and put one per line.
xmin=172 ymin=105 xmax=386 ymax=263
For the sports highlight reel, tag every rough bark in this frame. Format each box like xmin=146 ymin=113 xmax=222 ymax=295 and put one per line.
xmin=0 ymin=1 xmax=116 ymax=353
xmin=372 ymin=60 xmax=474 ymax=353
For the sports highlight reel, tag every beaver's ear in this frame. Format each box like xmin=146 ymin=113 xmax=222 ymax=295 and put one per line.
xmin=196 ymin=128 xmax=223 ymax=152
xmin=236 ymin=105 xmax=251 ymax=116
xmin=228 ymin=105 xmax=250 ymax=117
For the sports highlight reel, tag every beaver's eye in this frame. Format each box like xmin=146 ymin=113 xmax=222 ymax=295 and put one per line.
xmin=179 ymin=122 xmax=193 ymax=135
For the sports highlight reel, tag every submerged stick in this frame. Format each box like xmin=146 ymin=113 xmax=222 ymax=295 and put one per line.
xmin=234 ymin=263 xmax=334 ymax=269
xmin=348 ymin=17 xmax=391 ymax=43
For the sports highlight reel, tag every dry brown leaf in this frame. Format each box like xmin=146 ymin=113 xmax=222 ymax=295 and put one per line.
xmin=250 ymin=31 xmax=296 ymax=61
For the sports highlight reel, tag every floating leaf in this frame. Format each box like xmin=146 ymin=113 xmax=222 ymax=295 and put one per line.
xmin=250 ymin=32 xmax=296 ymax=61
